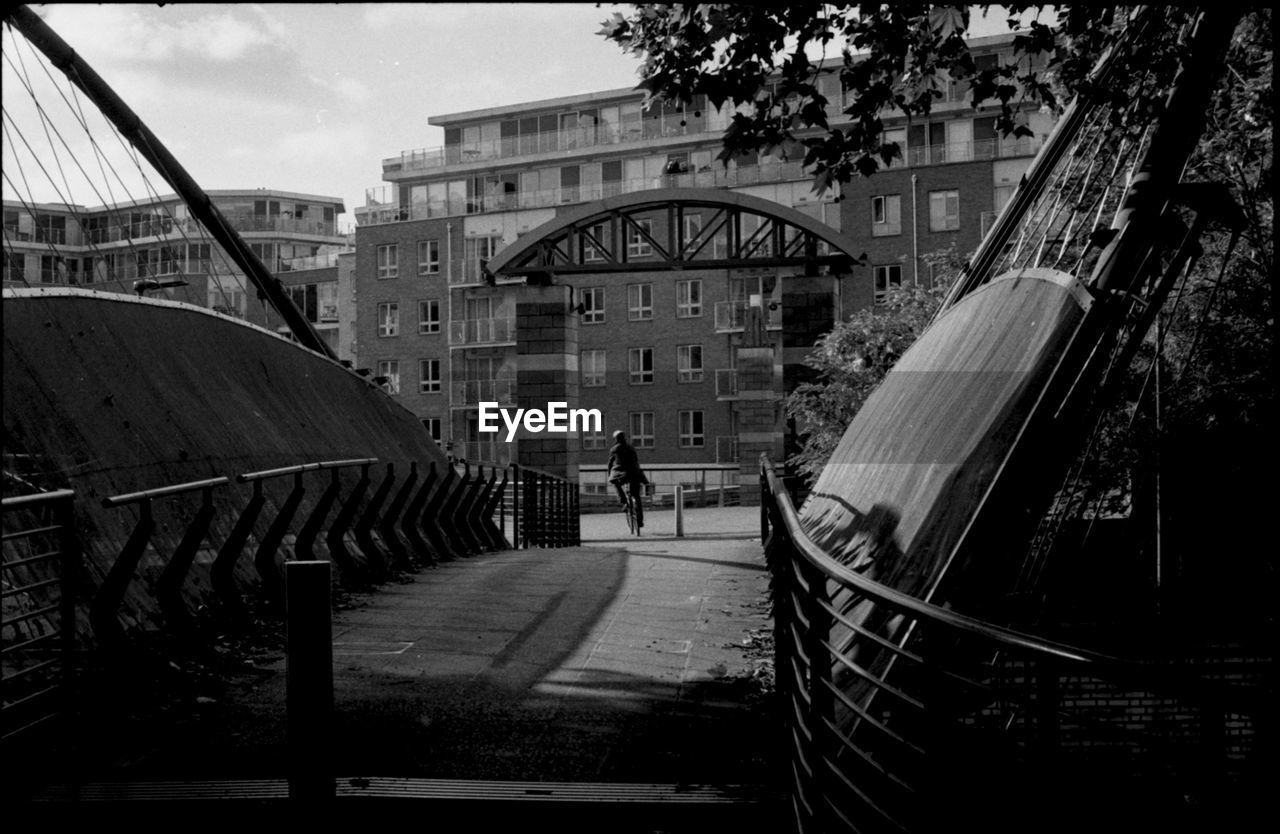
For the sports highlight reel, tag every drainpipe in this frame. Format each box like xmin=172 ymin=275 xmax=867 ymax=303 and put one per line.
xmin=911 ymin=173 xmax=920 ymax=286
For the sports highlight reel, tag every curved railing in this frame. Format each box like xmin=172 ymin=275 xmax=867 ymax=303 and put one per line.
xmin=760 ymin=457 xmax=1259 ymax=832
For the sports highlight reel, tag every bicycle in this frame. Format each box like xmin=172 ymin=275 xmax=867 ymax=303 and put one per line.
xmin=622 ymin=490 xmax=641 ymax=536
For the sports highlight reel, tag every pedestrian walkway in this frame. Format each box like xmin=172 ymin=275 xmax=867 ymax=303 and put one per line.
xmin=105 ymin=507 xmax=780 ymax=791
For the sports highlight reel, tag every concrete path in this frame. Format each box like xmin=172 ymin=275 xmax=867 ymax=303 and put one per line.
xmin=112 ymin=507 xmax=780 ymax=788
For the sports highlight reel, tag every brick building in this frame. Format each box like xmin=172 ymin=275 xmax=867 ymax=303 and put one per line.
xmin=2 ymin=189 xmax=352 ymax=355
xmin=351 ymin=33 xmax=1054 ymax=494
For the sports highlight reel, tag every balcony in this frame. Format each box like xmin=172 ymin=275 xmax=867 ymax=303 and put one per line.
xmin=381 ymin=119 xmax=721 ymax=176
xmin=716 ymin=436 xmax=740 ymax=464
xmin=714 ymin=301 xmax=781 ymax=333
xmin=448 ymin=258 xmax=489 ymax=286
xmin=715 ymin=369 xmax=739 ymax=399
xmin=449 ymin=317 xmax=516 ymax=347
xmin=906 ymin=136 xmax=1041 ymax=166
xmin=451 ymin=377 xmax=516 ymax=406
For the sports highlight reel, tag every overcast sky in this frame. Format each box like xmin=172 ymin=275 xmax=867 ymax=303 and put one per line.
xmin=3 ymin=4 xmax=1034 ymax=226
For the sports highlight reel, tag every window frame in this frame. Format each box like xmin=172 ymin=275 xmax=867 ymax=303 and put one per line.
xmin=628 ymin=347 xmax=654 ymax=385
xmin=376 ymin=243 xmax=399 ymax=279
xmin=419 ymin=358 xmax=442 ymax=394
xmin=581 ymin=348 xmax=606 ymax=387
xmin=928 ymin=189 xmax=961 ymax=232
xmin=873 ymin=264 xmax=903 ymax=303
xmin=418 ymin=299 xmax=441 ymax=334
xmin=627 ymin=282 xmax=654 ymax=321
xmin=376 ymin=359 xmax=401 ymax=394
xmin=676 ymin=278 xmax=702 ymax=318
xmin=581 ymin=286 xmax=606 ymax=324
xmin=626 ymin=218 xmax=654 ymax=258
xmin=377 ymin=301 xmax=400 ymax=337
xmin=677 ymin=344 xmax=703 ymax=383
xmin=629 ymin=411 xmax=655 ymax=448
xmin=678 ymin=410 xmax=705 ymax=448
xmin=417 ymin=239 xmax=440 ymax=275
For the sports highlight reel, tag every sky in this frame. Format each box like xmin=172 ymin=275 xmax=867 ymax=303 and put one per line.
xmin=3 ymin=4 xmax=1036 ymax=227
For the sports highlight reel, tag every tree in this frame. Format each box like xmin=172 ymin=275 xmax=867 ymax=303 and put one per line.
xmin=600 ymin=5 xmax=1195 ymax=195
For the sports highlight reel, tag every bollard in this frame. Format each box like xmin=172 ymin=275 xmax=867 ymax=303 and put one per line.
xmin=674 ymin=484 xmax=685 ymax=538
xmin=286 ymin=560 xmax=334 ymax=801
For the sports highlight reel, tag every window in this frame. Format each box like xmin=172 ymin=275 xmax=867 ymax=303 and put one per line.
xmin=929 ymin=190 xmax=960 ymax=231
xmin=581 ymin=286 xmax=605 ymax=324
xmin=418 ymin=240 xmax=440 ymax=275
xmin=419 ymin=358 xmax=441 ymax=393
xmin=678 ymin=411 xmax=705 ymax=448
xmin=376 ymin=360 xmax=400 ymax=394
xmin=582 ymin=222 xmax=607 ymax=262
xmin=628 ymin=347 xmax=653 ymax=384
xmin=677 ymin=344 xmax=703 ymax=383
xmin=377 ymin=302 xmax=399 ymax=337
xmin=4 ymin=251 xmax=24 ymax=283
xmin=873 ymin=265 xmax=903 ymax=303
xmin=629 ymin=412 xmax=655 ymax=448
xmin=626 ymin=218 xmax=653 ymax=258
xmin=422 ymin=417 xmax=442 ymax=444
xmin=627 ymin=283 xmax=653 ymax=321
xmin=581 ymin=421 xmax=608 ymax=450
xmin=676 ymin=279 xmax=702 ymax=317
xmin=871 ymin=195 xmax=902 ymax=237
xmin=418 ymin=299 xmax=441 ymax=334
xmin=464 ymin=235 xmax=499 ymax=279
xmin=581 ymin=349 xmax=606 ymax=387
xmin=377 ymin=243 xmax=399 ymax=279
xmin=683 ymin=213 xmax=702 ymax=251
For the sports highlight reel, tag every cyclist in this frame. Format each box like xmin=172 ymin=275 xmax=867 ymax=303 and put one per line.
xmin=607 ymin=430 xmax=648 ymax=529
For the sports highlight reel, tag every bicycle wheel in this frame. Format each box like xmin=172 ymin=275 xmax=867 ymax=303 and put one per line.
xmin=625 ymin=499 xmax=636 ymax=535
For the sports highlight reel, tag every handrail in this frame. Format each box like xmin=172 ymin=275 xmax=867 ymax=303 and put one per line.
xmin=762 ymin=458 xmax=1124 ymax=667
xmin=101 ymin=476 xmax=230 ymax=507
xmin=237 ymin=457 xmax=377 ymax=483
xmin=1 ymin=488 xmax=76 ymax=509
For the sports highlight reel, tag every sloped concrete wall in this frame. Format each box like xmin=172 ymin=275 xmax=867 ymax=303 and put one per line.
xmin=3 ymin=289 xmax=448 ymax=633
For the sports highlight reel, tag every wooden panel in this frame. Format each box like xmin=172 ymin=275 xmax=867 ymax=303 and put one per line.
xmin=799 ymin=269 xmax=1089 ymax=601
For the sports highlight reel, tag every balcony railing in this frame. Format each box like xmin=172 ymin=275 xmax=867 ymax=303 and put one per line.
xmin=451 ymin=378 xmax=516 ymax=406
xmin=382 ymin=119 xmax=722 ymax=175
xmin=715 ymin=301 xmax=781 ymax=332
xmin=715 ymin=369 xmax=739 ymax=399
xmin=357 ymin=135 xmax=1044 ymax=227
xmin=449 ymin=317 xmax=516 ymax=347
xmin=715 ymin=436 xmax=739 ymax=463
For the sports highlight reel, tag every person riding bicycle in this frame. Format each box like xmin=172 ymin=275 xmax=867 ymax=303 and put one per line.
xmin=607 ymin=430 xmax=648 ymax=528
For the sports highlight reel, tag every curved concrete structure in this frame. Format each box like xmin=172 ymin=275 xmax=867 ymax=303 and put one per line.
xmin=3 ymin=288 xmax=449 ymax=629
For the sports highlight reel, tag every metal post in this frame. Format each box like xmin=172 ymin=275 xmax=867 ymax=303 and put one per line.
xmin=674 ymin=485 xmax=685 ymax=538
xmin=286 ymin=560 xmax=334 ymax=801
xmin=511 ymin=464 xmax=521 ymax=550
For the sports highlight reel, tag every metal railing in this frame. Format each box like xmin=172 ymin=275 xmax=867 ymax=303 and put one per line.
xmin=1 ymin=489 xmax=79 ymax=742
xmin=714 ymin=301 xmax=782 ymax=332
xmin=512 ymin=464 xmax=580 ymax=549
xmin=715 ymin=369 xmax=739 ymax=398
xmin=759 ymin=457 xmax=1259 ymax=831
xmin=451 ymin=378 xmax=516 ymax=407
xmin=449 ymin=317 xmax=516 ymax=346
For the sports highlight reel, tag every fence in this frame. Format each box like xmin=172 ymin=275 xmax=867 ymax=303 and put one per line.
xmin=759 ymin=456 xmax=1260 ymax=831
xmin=1 ymin=490 xmax=79 ymax=742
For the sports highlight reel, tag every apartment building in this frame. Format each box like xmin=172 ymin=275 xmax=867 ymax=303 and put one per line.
xmin=352 ymin=33 xmax=1055 ymax=491
xmin=2 ymin=189 xmax=351 ymax=354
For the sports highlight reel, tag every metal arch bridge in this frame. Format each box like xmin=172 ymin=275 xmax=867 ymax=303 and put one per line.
xmin=483 ymin=187 xmax=864 ymax=281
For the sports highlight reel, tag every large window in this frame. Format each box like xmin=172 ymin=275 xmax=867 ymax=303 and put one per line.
xmin=678 ymin=410 xmax=705 ymax=448
xmin=627 ymin=282 xmax=653 ymax=321
xmin=676 ymin=279 xmax=702 ymax=318
xmin=318 ymin=283 xmax=338 ymax=322
xmin=581 ymin=349 xmax=606 ymax=387
xmin=422 ymin=417 xmax=442 ymax=443
xmin=872 ymin=194 xmax=902 ymax=237
xmin=376 ymin=360 xmax=400 ymax=394
xmin=377 ymin=301 xmax=399 ymax=337
xmin=582 ymin=222 xmax=608 ymax=262
xmin=628 ymin=347 xmax=653 ymax=385
xmin=377 ymin=243 xmax=399 ymax=279
xmin=677 ymin=344 xmax=703 ymax=383
xmin=873 ymin=265 xmax=903 ymax=303
xmin=626 ymin=218 xmax=653 ymax=258
xmin=418 ymin=240 xmax=440 ymax=275
xmin=4 ymin=251 xmax=24 ymax=283
xmin=419 ymin=299 xmax=440 ymax=334
xmin=419 ymin=358 xmax=441 ymax=393
xmin=629 ymin=412 xmax=655 ymax=448
xmin=581 ymin=286 xmax=605 ymax=324
xmin=929 ymin=190 xmax=960 ymax=231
